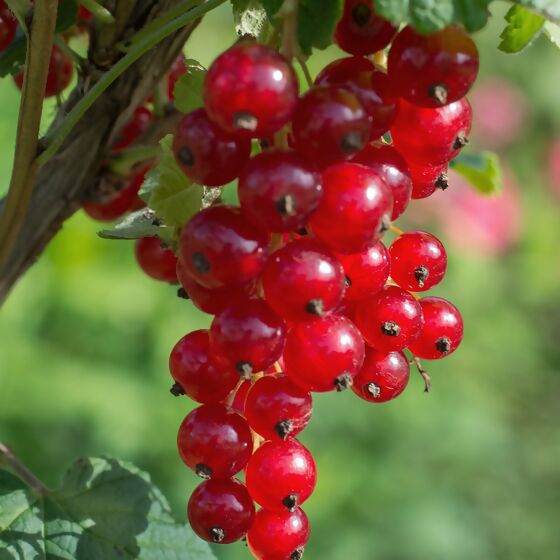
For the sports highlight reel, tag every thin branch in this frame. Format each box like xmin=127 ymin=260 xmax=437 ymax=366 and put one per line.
xmin=0 ymin=442 xmax=50 ymax=495
xmin=296 ymin=54 xmax=312 ymax=87
xmin=412 ymin=357 xmax=432 ymax=393
xmin=279 ymin=0 xmax=298 ymax=59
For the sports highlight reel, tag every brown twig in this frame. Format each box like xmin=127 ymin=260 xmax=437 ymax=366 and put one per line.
xmin=0 ymin=442 xmax=50 ymax=495
xmin=412 ymin=357 xmax=432 ymax=393
xmin=279 ymin=0 xmax=299 ymax=59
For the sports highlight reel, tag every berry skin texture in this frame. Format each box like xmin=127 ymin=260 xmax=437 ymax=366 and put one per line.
xmin=179 ymin=205 xmax=269 ymax=289
xmin=309 ymin=162 xmax=393 ymax=254
xmin=355 ymin=285 xmax=424 ymax=352
xmin=210 ymin=298 xmax=287 ymax=377
xmin=0 ymin=5 xmax=17 ymax=52
xmin=177 ymin=403 xmax=253 ymax=479
xmin=173 ymin=109 xmax=251 ymax=186
xmin=238 ymin=150 xmax=323 ymax=233
xmin=247 ymin=507 xmax=310 ymax=560
xmin=112 ymin=107 xmax=152 ymax=152
xmin=352 ymin=348 xmax=410 ymax=403
xmin=246 ymin=439 xmax=317 ymax=511
xmin=389 ymin=231 xmax=447 ymax=292
xmin=134 ymin=236 xmax=178 ymax=283
xmin=292 ymin=85 xmax=372 ymax=169
xmin=204 ymin=42 xmax=298 ymax=138
xmin=188 ymin=478 xmax=255 ymax=544
xmin=391 ymin=98 xmax=472 ymax=166
xmin=407 ymin=160 xmax=449 ymax=199
xmin=284 ymin=314 xmax=365 ymax=392
xmin=245 ymin=374 xmax=313 ymax=441
xmin=334 ymin=0 xmax=397 ymax=56
xmin=262 ymin=238 xmax=346 ymax=322
xmin=169 ymin=330 xmax=239 ymax=404
xmin=408 ymin=297 xmax=464 ymax=360
xmin=388 ymin=25 xmax=479 ymax=108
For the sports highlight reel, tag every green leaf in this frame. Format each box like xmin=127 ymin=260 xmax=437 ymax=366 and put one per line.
xmin=231 ymin=0 xmax=269 ymax=36
xmin=450 ymin=151 xmax=503 ymax=195
xmin=0 ymin=457 xmax=217 ymax=559
xmin=98 ymin=208 xmax=174 ymax=244
xmin=514 ymin=0 xmax=560 ymax=23
xmin=499 ymin=5 xmax=545 ymax=53
xmin=173 ymin=60 xmax=206 ymax=114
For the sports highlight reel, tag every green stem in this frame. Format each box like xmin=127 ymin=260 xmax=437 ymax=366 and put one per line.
xmin=79 ymin=0 xmax=115 ymax=24
xmin=108 ymin=145 xmax=161 ymax=176
xmin=0 ymin=443 xmax=50 ymax=495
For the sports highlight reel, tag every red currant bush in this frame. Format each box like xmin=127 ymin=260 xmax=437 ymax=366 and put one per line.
xmin=134 ymin=237 xmax=177 ymax=283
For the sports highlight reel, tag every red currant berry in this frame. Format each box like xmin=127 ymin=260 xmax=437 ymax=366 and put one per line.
xmin=204 ymin=42 xmax=298 ymax=138
xmin=173 ymin=109 xmax=251 ymax=186
xmin=335 ymin=241 xmax=390 ymax=301
xmin=134 ymin=236 xmax=177 ymax=283
xmin=292 ymin=85 xmax=372 ymax=169
xmin=407 ymin=160 xmax=449 ymax=199
xmin=112 ymin=106 xmax=152 ymax=152
xmin=188 ymin=478 xmax=255 ymax=544
xmin=238 ymin=150 xmax=323 ymax=233
xmin=355 ymin=285 xmax=423 ymax=352
xmin=388 ymin=25 xmax=479 ymax=108
xmin=309 ymin=162 xmax=393 ymax=254
xmin=248 ymin=507 xmax=310 ymax=560
xmin=169 ymin=330 xmax=239 ymax=403
xmin=228 ymin=379 xmax=251 ymax=414
xmin=284 ymin=314 xmax=365 ymax=392
xmin=334 ymin=0 xmax=397 ymax=56
xmin=352 ymin=348 xmax=410 ymax=402
xmin=210 ymin=298 xmax=286 ymax=377
xmin=0 ymin=5 xmax=17 ymax=51
xmin=408 ymin=297 xmax=464 ymax=359
xmin=352 ymin=142 xmax=412 ymax=220
xmin=179 ymin=205 xmax=269 ymax=289
xmin=177 ymin=403 xmax=253 ymax=479
xmin=391 ymin=98 xmax=472 ymax=166
xmin=77 ymin=6 xmax=93 ymax=21
xmin=389 ymin=231 xmax=447 ymax=292
xmin=245 ymin=374 xmax=313 ymax=441
xmin=246 ymin=439 xmax=317 ymax=511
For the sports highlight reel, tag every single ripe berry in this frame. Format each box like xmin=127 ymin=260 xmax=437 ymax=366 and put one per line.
xmin=388 ymin=25 xmax=479 ymax=108
xmin=355 ymin=285 xmax=423 ymax=352
xmin=309 ymin=162 xmax=393 ymax=254
xmin=177 ymin=403 xmax=253 ymax=479
xmin=334 ymin=0 xmax=397 ymax=56
xmin=238 ymin=150 xmax=323 ymax=233
xmin=389 ymin=231 xmax=447 ymax=292
xmin=352 ymin=348 xmax=410 ymax=402
xmin=112 ymin=106 xmax=152 ymax=152
xmin=245 ymin=374 xmax=313 ymax=441
xmin=284 ymin=314 xmax=365 ymax=392
xmin=353 ymin=142 xmax=412 ymax=220
xmin=173 ymin=109 xmax=251 ymax=186
xmin=246 ymin=439 xmax=317 ymax=511
xmin=188 ymin=478 xmax=255 ymax=544
xmin=335 ymin=241 xmax=390 ymax=301
xmin=262 ymin=238 xmax=346 ymax=322
xmin=179 ymin=205 xmax=269 ymax=289
xmin=134 ymin=236 xmax=177 ymax=283
xmin=210 ymin=298 xmax=286 ymax=377
xmin=204 ymin=42 xmax=298 ymax=138
xmin=391 ymin=98 xmax=472 ymax=166
xmin=247 ymin=507 xmax=310 ymax=560
xmin=407 ymin=160 xmax=449 ymax=199
xmin=408 ymin=297 xmax=464 ymax=359
xmin=169 ymin=330 xmax=239 ymax=403
xmin=0 ymin=5 xmax=17 ymax=51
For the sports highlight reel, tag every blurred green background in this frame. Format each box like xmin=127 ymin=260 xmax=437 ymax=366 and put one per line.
xmin=1 ymin=2 xmax=560 ymax=559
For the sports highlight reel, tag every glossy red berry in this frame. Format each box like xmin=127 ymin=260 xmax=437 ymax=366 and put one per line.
xmin=112 ymin=107 xmax=152 ymax=152
xmin=173 ymin=109 xmax=251 ymax=186
xmin=353 ymin=142 xmax=412 ymax=219
xmin=355 ymin=285 xmax=423 ymax=352
xmin=334 ymin=0 xmax=397 ymax=56
xmin=0 ymin=5 xmax=17 ymax=51
xmin=407 ymin=160 xmax=449 ymax=199
xmin=309 ymin=162 xmax=393 ymax=254
xmin=391 ymin=98 xmax=472 ymax=166
xmin=179 ymin=205 xmax=269 ymax=289
xmin=284 ymin=314 xmax=365 ymax=392
xmin=177 ymin=403 xmax=253 ymax=479
xmin=169 ymin=330 xmax=239 ymax=403
xmin=335 ymin=241 xmax=390 ymax=301
xmin=388 ymin=25 xmax=479 ymax=108
xmin=389 ymin=231 xmax=447 ymax=292
xmin=245 ymin=374 xmax=313 ymax=441
xmin=408 ymin=297 xmax=464 ymax=359
xmin=238 ymin=150 xmax=323 ymax=233
xmin=246 ymin=439 xmax=317 ymax=511
xmin=292 ymin=85 xmax=372 ymax=169
xmin=210 ymin=298 xmax=287 ymax=377
xmin=188 ymin=478 xmax=255 ymax=544
xmin=204 ymin=42 xmax=298 ymax=138
xmin=352 ymin=348 xmax=410 ymax=402
xmin=247 ymin=507 xmax=310 ymax=560
xmin=134 ymin=236 xmax=177 ymax=283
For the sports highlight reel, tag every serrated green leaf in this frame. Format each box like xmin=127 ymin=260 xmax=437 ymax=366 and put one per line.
xmin=450 ymin=151 xmax=503 ymax=195
xmin=0 ymin=457 xmax=216 ymax=559
xmin=515 ymin=0 xmax=560 ymax=23
xmin=232 ymin=0 xmax=268 ymax=36
xmin=98 ymin=208 xmax=174 ymax=244
xmin=499 ymin=5 xmax=545 ymax=53
xmin=173 ymin=60 xmax=206 ymax=114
